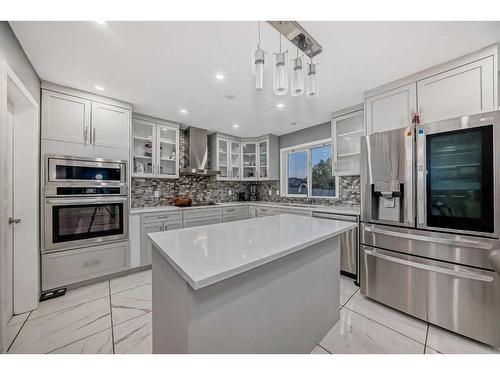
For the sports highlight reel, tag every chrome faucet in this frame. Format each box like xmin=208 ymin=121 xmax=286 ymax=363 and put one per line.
xmin=298 ymin=183 xmax=307 ymax=194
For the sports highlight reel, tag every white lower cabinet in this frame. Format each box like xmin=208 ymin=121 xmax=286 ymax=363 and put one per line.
xmin=42 ymin=241 xmax=130 ymax=291
xmin=222 ymin=207 xmax=239 ymax=222
xmin=183 ymin=208 xmax=223 ymax=228
xmin=140 ymin=212 xmax=183 ymax=266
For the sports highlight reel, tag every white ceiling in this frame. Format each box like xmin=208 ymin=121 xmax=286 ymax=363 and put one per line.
xmin=10 ymin=21 xmax=500 ymax=137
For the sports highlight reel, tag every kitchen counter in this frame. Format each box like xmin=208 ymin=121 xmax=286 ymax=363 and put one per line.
xmin=150 ymin=214 xmax=356 ymax=353
xmin=131 ymin=201 xmax=360 ymax=216
xmin=149 ymin=214 xmax=357 ymax=289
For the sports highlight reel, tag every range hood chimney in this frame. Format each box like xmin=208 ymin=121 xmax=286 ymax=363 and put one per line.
xmin=180 ymin=127 xmax=220 ymax=176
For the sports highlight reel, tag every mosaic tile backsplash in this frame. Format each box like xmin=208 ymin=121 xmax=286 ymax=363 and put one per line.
xmin=131 ymin=127 xmax=360 ymax=208
xmin=131 ymin=176 xmax=360 ymax=207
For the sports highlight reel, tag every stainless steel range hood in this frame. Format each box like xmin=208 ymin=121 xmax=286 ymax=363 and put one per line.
xmin=179 ymin=127 xmax=221 ymax=176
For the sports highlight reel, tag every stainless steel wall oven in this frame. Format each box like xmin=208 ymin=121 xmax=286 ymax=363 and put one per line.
xmin=43 ymin=155 xmax=129 ymax=252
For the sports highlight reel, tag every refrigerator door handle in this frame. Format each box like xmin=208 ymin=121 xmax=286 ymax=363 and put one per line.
xmin=364 ymin=225 xmax=494 ymax=250
xmin=416 ymin=128 xmax=426 ymax=226
xmin=364 ymin=248 xmax=494 ymax=282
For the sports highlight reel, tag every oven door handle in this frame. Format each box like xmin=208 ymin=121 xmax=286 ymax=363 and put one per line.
xmin=364 ymin=226 xmax=493 ymax=250
xmin=46 ymin=197 xmax=128 ymax=205
xmin=364 ymin=248 xmax=494 ymax=282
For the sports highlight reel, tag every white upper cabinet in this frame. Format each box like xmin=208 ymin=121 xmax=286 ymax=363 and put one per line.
xmin=364 ymin=44 xmax=498 ymax=134
xmin=417 ymin=56 xmax=496 ymax=123
xmin=132 ymin=118 xmax=156 ymax=178
xmin=332 ymin=108 xmax=365 ymax=176
xmin=131 ymin=116 xmax=180 ymax=179
xmin=230 ymin=140 xmax=241 ymax=179
xmin=157 ymin=124 xmax=179 ymax=178
xmin=91 ymin=102 xmax=130 ymax=149
xmin=242 ymin=142 xmax=258 ymax=180
xmin=42 ymin=90 xmax=91 ymax=144
xmin=210 ymin=133 xmax=278 ymax=181
xmin=365 ymin=83 xmax=417 ymax=134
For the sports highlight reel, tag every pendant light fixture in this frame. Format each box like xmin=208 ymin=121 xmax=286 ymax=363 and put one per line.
xmin=306 ymin=56 xmax=319 ymax=98
xmin=273 ymin=33 xmax=288 ymax=96
xmin=290 ymin=48 xmax=304 ymax=97
xmin=253 ymin=22 xmax=265 ymax=91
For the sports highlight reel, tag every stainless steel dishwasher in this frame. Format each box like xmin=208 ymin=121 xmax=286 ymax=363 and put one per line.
xmin=312 ymin=212 xmax=359 ymax=283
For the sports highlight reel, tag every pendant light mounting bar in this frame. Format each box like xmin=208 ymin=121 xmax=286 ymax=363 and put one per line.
xmin=267 ymin=21 xmax=322 ymax=58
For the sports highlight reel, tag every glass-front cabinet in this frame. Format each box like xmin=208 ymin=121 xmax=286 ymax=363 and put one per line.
xmin=242 ymin=142 xmax=258 ymax=180
xmin=210 ymin=133 xmax=279 ymax=181
xmin=230 ymin=141 xmax=241 ymax=179
xmin=132 ymin=117 xmax=179 ymax=179
xmin=332 ymin=109 xmax=365 ymax=176
xmin=259 ymin=139 xmax=268 ymax=179
xmin=213 ymin=136 xmax=241 ymax=181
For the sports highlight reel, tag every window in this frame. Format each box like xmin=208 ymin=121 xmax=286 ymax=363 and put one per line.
xmin=281 ymin=139 xmax=338 ymax=198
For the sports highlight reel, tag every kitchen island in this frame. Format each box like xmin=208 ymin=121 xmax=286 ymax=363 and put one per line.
xmin=148 ymin=214 xmax=356 ymax=353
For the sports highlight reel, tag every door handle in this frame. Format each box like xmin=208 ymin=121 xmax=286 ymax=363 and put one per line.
xmin=365 ymin=248 xmax=493 ymax=282
xmin=84 ymin=125 xmax=88 ymax=143
xmin=364 ymin=226 xmax=493 ymax=250
xmin=93 ymin=128 xmax=96 ymax=144
xmin=8 ymin=217 xmax=21 ymax=224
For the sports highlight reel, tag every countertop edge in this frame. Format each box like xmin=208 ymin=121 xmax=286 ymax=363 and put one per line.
xmin=149 ymin=219 xmax=357 ymax=290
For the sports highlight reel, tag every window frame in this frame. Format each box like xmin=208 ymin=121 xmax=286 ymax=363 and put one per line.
xmin=280 ymin=138 xmax=339 ymax=199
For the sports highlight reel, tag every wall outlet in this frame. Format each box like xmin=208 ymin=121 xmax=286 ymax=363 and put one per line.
xmin=154 ymin=190 xmax=160 ymax=198
xmin=228 ymin=189 xmax=232 ymax=196
xmin=276 ymin=189 xmax=280 ymax=196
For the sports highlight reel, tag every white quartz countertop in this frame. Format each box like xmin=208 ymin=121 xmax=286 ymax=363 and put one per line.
xmin=148 ymin=214 xmax=357 ymax=290
xmin=130 ymin=201 xmax=360 ymax=216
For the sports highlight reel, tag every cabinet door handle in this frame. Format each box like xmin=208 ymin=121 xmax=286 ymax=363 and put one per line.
xmin=83 ymin=259 xmax=100 ymax=268
xmin=93 ymin=128 xmax=96 ymax=144
xmin=84 ymin=126 xmax=88 ymax=143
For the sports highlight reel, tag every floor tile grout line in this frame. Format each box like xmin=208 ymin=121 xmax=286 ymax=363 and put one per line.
xmin=423 ymin=324 xmax=430 ymax=354
xmin=342 ymin=306 xmax=426 ymax=347
xmin=341 ymin=287 xmax=359 ymax=309
xmin=108 ymin=280 xmax=116 ymax=354
xmin=317 ymin=343 xmax=333 ymax=354
xmin=7 ymin=310 xmax=32 ymax=352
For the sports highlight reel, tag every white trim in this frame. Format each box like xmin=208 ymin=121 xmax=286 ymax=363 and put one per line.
xmin=280 ymin=138 xmax=339 ymax=199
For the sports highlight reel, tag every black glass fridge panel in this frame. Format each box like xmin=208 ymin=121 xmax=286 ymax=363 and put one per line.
xmin=52 ymin=203 xmax=124 ymax=243
xmin=426 ymin=125 xmax=494 ymax=233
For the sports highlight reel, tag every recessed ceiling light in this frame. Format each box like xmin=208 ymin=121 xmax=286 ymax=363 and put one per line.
xmin=224 ymin=95 xmax=235 ymax=101
xmin=276 ymin=103 xmax=285 ymax=109
xmin=290 ymin=122 xmax=298 ymax=126
xmin=232 ymin=124 xmax=239 ymax=129
xmin=180 ymin=109 xmax=188 ymax=114
xmin=215 ymin=73 xmax=225 ymax=80
xmin=95 ymin=21 xmax=106 ymax=25
xmin=94 ymin=85 xmax=105 ymax=91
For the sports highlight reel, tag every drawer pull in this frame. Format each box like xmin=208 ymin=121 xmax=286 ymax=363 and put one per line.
xmin=364 ymin=226 xmax=493 ymax=250
xmin=83 ymin=260 xmax=100 ymax=268
xmin=364 ymin=248 xmax=493 ymax=282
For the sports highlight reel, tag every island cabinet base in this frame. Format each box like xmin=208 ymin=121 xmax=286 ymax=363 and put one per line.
xmin=152 ymin=237 xmax=340 ymax=354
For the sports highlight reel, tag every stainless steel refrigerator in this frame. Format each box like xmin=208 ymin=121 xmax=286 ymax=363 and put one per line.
xmin=360 ymin=110 xmax=500 ymax=347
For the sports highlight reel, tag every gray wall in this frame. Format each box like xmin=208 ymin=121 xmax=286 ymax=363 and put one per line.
xmin=279 ymin=121 xmax=331 ymax=149
xmin=0 ymin=22 xmax=40 ymax=103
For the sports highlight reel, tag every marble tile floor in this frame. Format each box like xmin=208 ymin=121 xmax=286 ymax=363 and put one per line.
xmin=6 ymin=272 xmax=500 ymax=354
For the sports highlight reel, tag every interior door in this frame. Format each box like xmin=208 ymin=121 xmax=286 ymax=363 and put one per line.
xmin=91 ymin=102 xmax=130 ymax=149
xmin=417 ymin=120 xmax=496 ymax=237
xmin=1 ymin=106 xmax=14 ymax=345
